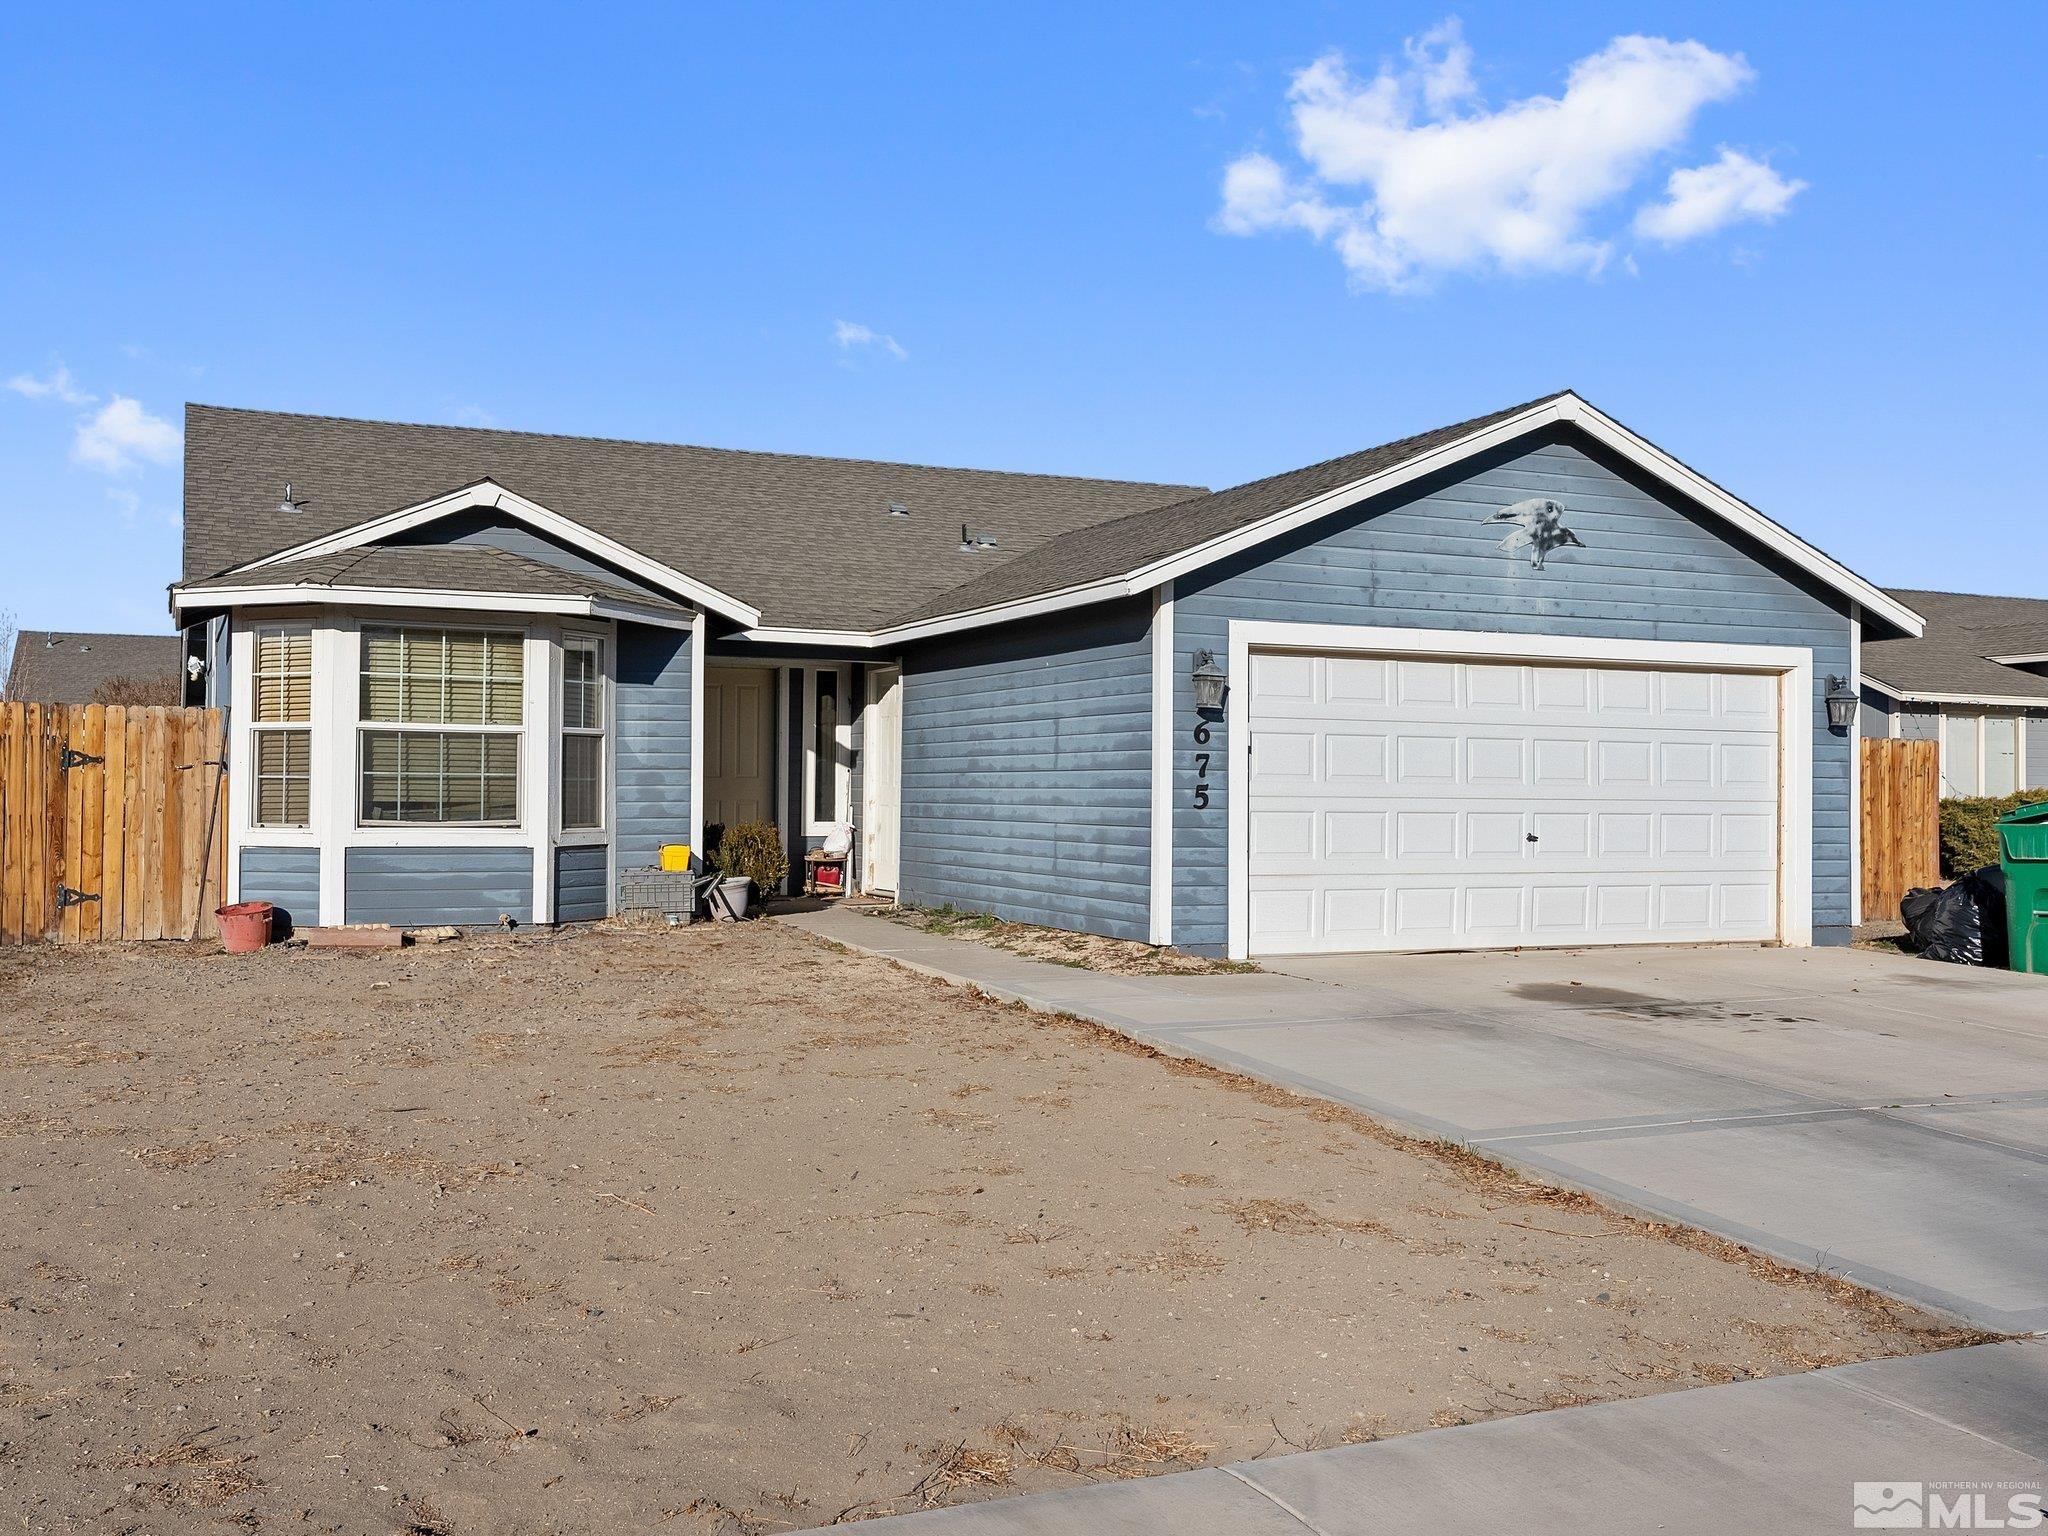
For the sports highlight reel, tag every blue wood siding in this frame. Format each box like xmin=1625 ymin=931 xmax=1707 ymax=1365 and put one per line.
xmin=1171 ymin=431 xmax=1858 ymax=952
xmin=344 ymin=847 xmax=533 ymax=925
xmin=615 ymin=620 xmax=693 ymax=884
xmin=899 ymin=598 xmax=1152 ymax=940
xmin=555 ymin=845 xmax=610 ymax=921
xmin=239 ymin=846 xmax=319 ymax=934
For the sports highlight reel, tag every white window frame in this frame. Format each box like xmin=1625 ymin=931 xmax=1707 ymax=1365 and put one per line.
xmin=800 ymin=663 xmax=853 ymax=836
xmin=355 ymin=620 xmax=528 ymax=830
xmin=555 ymin=627 xmax=611 ymax=842
xmin=249 ymin=620 xmax=314 ymax=831
xmin=1940 ymin=709 xmax=2026 ymax=798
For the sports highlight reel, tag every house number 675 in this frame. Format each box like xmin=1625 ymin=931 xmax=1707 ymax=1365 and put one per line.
xmin=1191 ymin=722 xmax=1212 ymax=809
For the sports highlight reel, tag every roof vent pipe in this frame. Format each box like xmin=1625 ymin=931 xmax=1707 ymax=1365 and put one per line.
xmin=888 ymin=501 xmax=909 ymax=518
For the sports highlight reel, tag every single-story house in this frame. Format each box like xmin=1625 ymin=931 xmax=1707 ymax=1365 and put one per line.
xmin=5 ymin=630 xmax=185 ymax=704
xmin=170 ymin=390 xmax=1924 ymax=957
xmin=1861 ymin=589 xmax=2048 ymax=797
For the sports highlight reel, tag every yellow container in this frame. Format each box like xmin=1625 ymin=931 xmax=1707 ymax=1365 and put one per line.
xmin=658 ymin=843 xmax=692 ymax=872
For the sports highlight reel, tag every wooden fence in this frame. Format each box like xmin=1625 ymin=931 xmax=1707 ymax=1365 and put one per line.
xmin=0 ymin=703 xmax=229 ymax=945
xmin=1861 ymin=737 xmax=1940 ymax=925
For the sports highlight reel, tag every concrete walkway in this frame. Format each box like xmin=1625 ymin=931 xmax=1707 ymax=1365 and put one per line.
xmin=792 ymin=1339 xmax=2048 ymax=1535
xmin=783 ymin=908 xmax=2048 ymax=1332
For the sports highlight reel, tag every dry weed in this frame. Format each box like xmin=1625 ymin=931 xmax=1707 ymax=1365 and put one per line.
xmin=1214 ymin=1197 xmax=1391 ymax=1240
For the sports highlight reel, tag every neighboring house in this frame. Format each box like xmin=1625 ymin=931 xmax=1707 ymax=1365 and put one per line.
xmin=4 ymin=630 xmax=184 ymax=704
xmin=170 ymin=391 xmax=1922 ymax=955
xmin=1861 ymin=588 xmax=2048 ymax=797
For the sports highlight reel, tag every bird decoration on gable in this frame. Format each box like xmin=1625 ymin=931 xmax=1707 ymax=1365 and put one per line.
xmin=1485 ymin=497 xmax=1584 ymax=570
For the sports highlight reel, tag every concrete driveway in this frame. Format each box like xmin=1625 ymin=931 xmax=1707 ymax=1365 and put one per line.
xmin=791 ymin=909 xmax=2048 ymax=1333
xmin=1163 ymin=944 xmax=2048 ymax=1333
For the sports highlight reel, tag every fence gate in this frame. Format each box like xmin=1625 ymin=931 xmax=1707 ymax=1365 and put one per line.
xmin=1861 ymin=737 xmax=1940 ymax=927
xmin=0 ymin=703 xmax=229 ymax=945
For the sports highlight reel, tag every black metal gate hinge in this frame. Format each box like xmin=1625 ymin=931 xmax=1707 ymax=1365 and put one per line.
xmin=58 ymin=745 xmax=104 ymax=771
xmin=56 ymin=885 xmax=100 ymax=911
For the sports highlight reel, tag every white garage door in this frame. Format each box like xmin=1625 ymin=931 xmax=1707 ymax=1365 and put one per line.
xmin=1245 ymin=651 xmax=1782 ymax=954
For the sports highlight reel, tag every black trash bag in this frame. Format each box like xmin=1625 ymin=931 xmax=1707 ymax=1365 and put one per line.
xmin=1901 ymin=865 xmax=2008 ymax=966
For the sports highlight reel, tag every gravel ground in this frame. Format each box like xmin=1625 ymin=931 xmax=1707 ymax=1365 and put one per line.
xmin=0 ymin=920 xmax=1977 ymax=1533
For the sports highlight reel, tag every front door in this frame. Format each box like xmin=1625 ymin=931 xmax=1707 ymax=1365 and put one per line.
xmin=863 ymin=666 xmax=902 ymax=895
xmin=704 ymin=665 xmax=777 ymax=836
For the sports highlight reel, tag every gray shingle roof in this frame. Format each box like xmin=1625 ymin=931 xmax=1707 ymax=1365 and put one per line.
xmin=1865 ymin=589 xmax=2048 ymax=703
xmin=5 ymin=631 xmax=183 ymax=704
xmin=183 ymin=544 xmax=691 ymax=613
xmin=890 ymin=392 xmax=1572 ymax=623
xmin=183 ymin=406 xmax=1203 ymax=629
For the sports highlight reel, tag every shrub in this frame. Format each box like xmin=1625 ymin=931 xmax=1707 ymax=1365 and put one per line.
xmin=91 ymin=673 xmax=181 ymax=706
xmin=710 ymin=821 xmax=787 ymax=895
xmin=1940 ymin=791 xmax=2048 ymax=875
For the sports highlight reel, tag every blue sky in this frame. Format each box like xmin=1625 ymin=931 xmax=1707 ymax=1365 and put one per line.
xmin=2 ymin=2 xmax=2042 ymax=658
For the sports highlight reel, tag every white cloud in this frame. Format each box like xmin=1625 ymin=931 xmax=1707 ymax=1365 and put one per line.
xmin=1405 ymin=18 xmax=1476 ymax=115
xmin=833 ymin=320 xmax=908 ymax=361
xmin=6 ymin=362 xmax=95 ymax=406
xmin=106 ymin=486 xmax=180 ymax=530
xmin=1217 ymin=23 xmax=1795 ymax=290
xmin=1634 ymin=147 xmax=1805 ymax=243
xmin=73 ymin=395 xmax=181 ymax=473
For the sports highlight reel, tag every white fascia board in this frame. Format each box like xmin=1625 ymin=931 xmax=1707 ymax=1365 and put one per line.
xmin=1554 ymin=398 xmax=1925 ymax=638
xmin=223 ymin=478 xmax=761 ymax=626
xmin=825 ymin=393 xmax=1925 ymax=647
xmin=1861 ymin=673 xmax=2048 ymax=708
xmin=729 ymin=626 xmax=882 ymax=649
xmin=736 ymin=576 xmax=1155 ymax=648
xmin=1872 ymin=688 xmax=2048 ymax=709
xmin=174 ymin=582 xmax=696 ymax=631
xmin=1988 ymin=652 xmax=2048 ymax=667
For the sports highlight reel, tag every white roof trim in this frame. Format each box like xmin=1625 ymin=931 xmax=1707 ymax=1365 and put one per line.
xmin=224 ymin=478 xmax=761 ymax=627
xmin=1861 ymin=675 xmax=2048 ymax=709
xmin=170 ymin=581 xmax=698 ymax=632
xmin=1988 ymin=652 xmax=2048 ymax=667
xmin=748 ymin=392 xmax=1923 ymax=647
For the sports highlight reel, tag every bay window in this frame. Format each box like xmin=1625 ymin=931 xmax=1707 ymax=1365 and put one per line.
xmin=358 ymin=626 xmax=523 ymax=824
xmin=559 ymin=634 xmax=605 ymax=831
xmin=251 ymin=625 xmax=311 ymax=827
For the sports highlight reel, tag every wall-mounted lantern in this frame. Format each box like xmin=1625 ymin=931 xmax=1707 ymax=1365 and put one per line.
xmin=1824 ymin=675 xmax=1858 ymax=732
xmin=1192 ymin=649 xmax=1227 ymax=712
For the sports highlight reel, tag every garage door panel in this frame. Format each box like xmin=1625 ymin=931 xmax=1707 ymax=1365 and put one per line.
xmin=1325 ymin=732 xmax=1389 ymax=782
xmin=1325 ymin=811 xmax=1387 ymax=857
xmin=1396 ymin=661 xmax=1458 ymax=705
xmin=1249 ymin=651 xmax=1315 ymax=701
xmin=1326 ymin=656 xmax=1391 ymax=704
xmin=1248 ymin=652 xmax=1783 ymax=954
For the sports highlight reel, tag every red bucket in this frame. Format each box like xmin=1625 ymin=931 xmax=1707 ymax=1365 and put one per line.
xmin=215 ymin=900 xmax=275 ymax=954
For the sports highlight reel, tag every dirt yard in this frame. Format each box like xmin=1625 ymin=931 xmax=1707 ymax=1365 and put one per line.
xmin=0 ymin=921 xmax=1975 ymax=1533
xmin=871 ymin=902 xmax=1259 ymax=975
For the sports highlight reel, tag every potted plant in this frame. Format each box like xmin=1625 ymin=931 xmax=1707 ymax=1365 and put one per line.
xmin=708 ymin=822 xmax=786 ymax=919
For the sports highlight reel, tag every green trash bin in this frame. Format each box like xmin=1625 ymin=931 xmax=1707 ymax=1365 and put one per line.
xmin=1996 ymin=801 xmax=2048 ymax=975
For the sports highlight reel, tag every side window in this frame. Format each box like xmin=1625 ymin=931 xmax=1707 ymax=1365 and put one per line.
xmin=560 ymin=636 xmax=605 ymax=831
xmin=251 ymin=626 xmax=311 ymax=827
